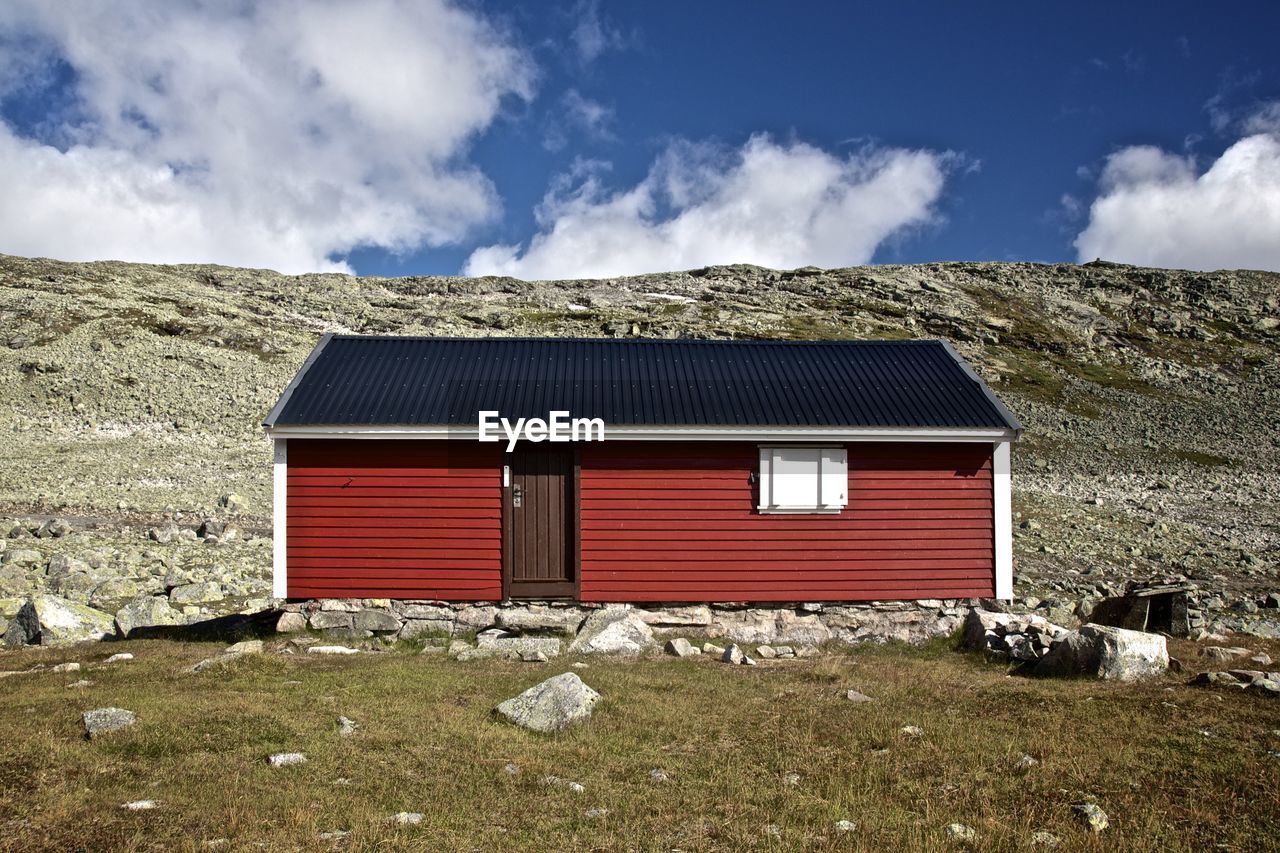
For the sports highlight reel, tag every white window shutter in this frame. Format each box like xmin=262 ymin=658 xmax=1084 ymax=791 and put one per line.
xmin=819 ymin=447 xmax=848 ymax=508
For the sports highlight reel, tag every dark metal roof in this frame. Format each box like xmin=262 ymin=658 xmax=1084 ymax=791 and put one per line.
xmin=265 ymin=335 xmax=1021 ymax=431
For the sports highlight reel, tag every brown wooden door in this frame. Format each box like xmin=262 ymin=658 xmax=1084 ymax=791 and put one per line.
xmin=507 ymin=446 xmax=576 ymax=598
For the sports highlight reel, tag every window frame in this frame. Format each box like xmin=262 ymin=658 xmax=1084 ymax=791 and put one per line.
xmin=756 ymin=445 xmax=848 ymax=515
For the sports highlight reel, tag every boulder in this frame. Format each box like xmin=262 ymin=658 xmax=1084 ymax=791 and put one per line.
xmin=3 ymin=599 xmax=41 ymax=647
xmin=1 ymin=548 xmax=43 ymax=568
xmin=169 ymin=582 xmax=224 ymax=605
xmin=89 ymin=578 xmax=141 ymax=608
xmin=399 ymin=618 xmax=453 ymax=639
xmin=114 ymin=595 xmax=180 ymax=637
xmin=962 ymin=609 xmax=1069 ymax=661
xmin=148 ymin=523 xmax=180 ymax=544
xmin=275 ymin=611 xmax=307 ymax=633
xmin=218 ymin=493 xmax=247 ymax=514
xmin=1200 ymin=646 xmax=1252 ymax=661
xmin=713 ymin=608 xmax=831 ymax=645
xmin=83 ymin=707 xmax=136 ymax=738
xmin=454 ymin=605 xmax=498 ymax=631
xmin=196 ymin=519 xmax=224 ymax=540
xmin=664 ymin=637 xmax=701 ymax=658
xmin=6 ymin=595 xmax=115 ymax=645
xmin=353 ymin=609 xmax=401 ymax=633
xmin=37 ymin=519 xmax=72 ymax=538
xmin=636 ymin=606 xmax=714 ymax=628
xmin=309 ymin=611 xmax=354 ymax=630
xmin=568 ymin=607 xmax=656 ymax=656
xmin=496 ymin=605 xmax=587 ymax=635
xmin=1035 ymin=624 xmax=1168 ymax=682
xmin=475 ymin=634 xmax=562 ymax=660
xmin=495 ymin=672 xmax=601 ymax=733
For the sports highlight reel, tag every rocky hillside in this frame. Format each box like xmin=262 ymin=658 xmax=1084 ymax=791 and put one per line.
xmin=0 ymin=253 xmax=1277 ymax=633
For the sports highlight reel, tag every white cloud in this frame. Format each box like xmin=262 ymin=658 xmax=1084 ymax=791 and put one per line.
xmin=464 ymin=134 xmax=955 ymax=280
xmin=542 ymin=89 xmax=613 ymax=151
xmin=1073 ymin=127 xmax=1280 ymax=271
xmin=0 ymin=0 xmax=533 ymax=273
xmin=1243 ymin=100 xmax=1280 ymax=135
xmin=569 ymin=0 xmax=625 ymax=65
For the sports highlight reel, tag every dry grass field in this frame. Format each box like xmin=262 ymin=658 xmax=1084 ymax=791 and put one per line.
xmin=1 ymin=636 xmax=1278 ymax=852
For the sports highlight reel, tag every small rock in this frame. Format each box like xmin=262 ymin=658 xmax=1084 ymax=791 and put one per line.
xmin=502 ymin=762 xmax=520 ymax=776
xmin=649 ymin=768 xmax=669 ymax=782
xmin=845 ymin=689 xmax=874 ymax=703
xmin=1200 ymin=646 xmax=1252 ymax=661
xmin=1251 ymin=654 xmax=1273 ymax=667
xmin=664 ymin=637 xmax=701 ymax=658
xmin=520 ymin=650 xmax=549 ymax=663
xmin=121 ymin=800 xmax=158 ymax=811
xmin=307 ymin=645 xmax=359 ymax=655
xmin=66 ymin=679 xmax=93 ymax=688
xmin=900 ymin=725 xmax=924 ymax=737
xmin=83 ymin=707 xmax=136 ymax=738
xmin=337 ymin=716 xmax=358 ymax=737
xmin=316 ymin=830 xmax=350 ymax=845
xmin=781 ymin=772 xmax=801 ymax=786
xmin=104 ymin=653 xmax=134 ymax=664
xmin=1030 ymin=830 xmax=1061 ymax=847
xmin=391 ymin=812 xmax=422 ymax=826
xmin=756 ymin=644 xmax=777 ymax=659
xmin=267 ymin=752 xmax=307 ymax=768
xmin=944 ymin=823 xmax=976 ymax=842
xmin=218 ymin=494 xmax=247 ymax=514
xmin=1072 ymin=802 xmax=1109 ymax=832
xmin=52 ymin=662 xmax=81 ymax=673
xmin=835 ymin=819 xmax=857 ymax=833
xmin=702 ymin=642 xmax=725 ymax=656
xmin=584 ymin=807 xmax=608 ymax=819
xmin=722 ymin=644 xmax=745 ymax=665
xmin=1014 ymin=754 xmax=1039 ymax=772
xmin=542 ymin=775 xmax=585 ymax=793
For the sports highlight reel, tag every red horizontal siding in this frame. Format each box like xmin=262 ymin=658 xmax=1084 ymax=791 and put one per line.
xmin=285 ymin=439 xmax=502 ymax=600
xmin=578 ymin=441 xmax=994 ymax=602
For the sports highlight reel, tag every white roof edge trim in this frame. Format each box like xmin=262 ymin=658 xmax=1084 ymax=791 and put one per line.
xmin=936 ymin=337 xmax=1024 ymax=434
xmin=265 ymin=424 xmax=1017 ymax=442
xmin=262 ymin=333 xmax=334 ymax=428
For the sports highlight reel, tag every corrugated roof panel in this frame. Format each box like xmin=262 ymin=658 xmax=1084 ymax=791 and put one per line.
xmin=266 ymin=336 xmax=1019 ymax=430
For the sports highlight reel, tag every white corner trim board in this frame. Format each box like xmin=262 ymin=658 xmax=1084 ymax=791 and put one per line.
xmin=993 ymin=439 xmax=1013 ymax=601
xmin=272 ymin=438 xmax=288 ymax=599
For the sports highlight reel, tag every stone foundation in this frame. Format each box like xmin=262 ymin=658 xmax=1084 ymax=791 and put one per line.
xmin=281 ymin=598 xmax=987 ymax=646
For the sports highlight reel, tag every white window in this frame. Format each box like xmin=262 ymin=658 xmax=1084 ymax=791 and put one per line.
xmin=757 ymin=446 xmax=848 ymax=514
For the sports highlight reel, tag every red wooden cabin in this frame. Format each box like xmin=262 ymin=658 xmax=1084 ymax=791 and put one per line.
xmin=264 ymin=336 xmax=1021 ymax=604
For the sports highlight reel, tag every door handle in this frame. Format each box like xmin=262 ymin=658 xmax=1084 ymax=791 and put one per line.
xmin=512 ymin=484 xmax=523 ymax=508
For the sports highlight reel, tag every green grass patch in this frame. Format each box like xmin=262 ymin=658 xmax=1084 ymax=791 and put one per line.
xmin=0 ymin=639 xmax=1276 ymax=850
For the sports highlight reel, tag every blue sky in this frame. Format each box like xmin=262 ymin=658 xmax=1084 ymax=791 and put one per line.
xmin=1 ymin=1 xmax=1278 ymax=277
